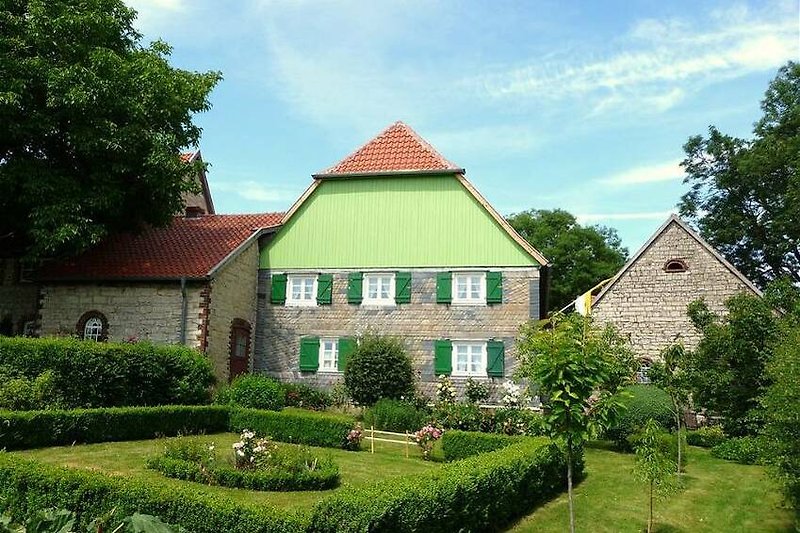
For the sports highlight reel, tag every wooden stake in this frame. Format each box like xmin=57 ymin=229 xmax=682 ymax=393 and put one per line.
xmin=370 ymin=425 xmax=374 ymax=454
xmin=405 ymin=431 xmax=409 ymax=458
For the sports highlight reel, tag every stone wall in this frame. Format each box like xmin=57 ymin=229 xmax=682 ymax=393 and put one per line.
xmin=0 ymin=259 xmax=39 ymax=335
xmin=254 ymin=268 xmax=540 ymax=398
xmin=592 ymin=221 xmax=758 ymax=360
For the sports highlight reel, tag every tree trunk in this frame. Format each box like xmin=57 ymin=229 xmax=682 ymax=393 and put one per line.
xmin=648 ymin=480 xmax=654 ymax=533
xmin=567 ymin=443 xmax=575 ymax=533
xmin=675 ymin=405 xmax=682 ymax=476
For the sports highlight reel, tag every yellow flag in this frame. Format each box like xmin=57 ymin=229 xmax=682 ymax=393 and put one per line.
xmin=574 ymin=290 xmax=592 ymax=316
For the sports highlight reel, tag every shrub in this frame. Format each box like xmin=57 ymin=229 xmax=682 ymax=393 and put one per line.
xmin=605 ymin=385 xmax=675 ymax=450
xmin=628 ymin=425 xmax=687 ymax=469
xmin=493 ymin=408 xmax=545 ymax=436
xmin=343 ymin=335 xmax=414 ymax=406
xmin=441 ymin=430 xmax=516 ymax=461
xmin=686 ymin=426 xmax=726 ymax=448
xmin=464 ymin=378 xmax=489 ymax=404
xmin=281 ymin=382 xmax=331 ymax=411
xmin=229 ymin=408 xmax=354 ymax=449
xmin=0 ymin=406 xmax=229 ymax=450
xmin=215 ymin=374 xmax=284 ymax=411
xmin=0 ymin=337 xmax=215 ymax=408
xmin=711 ymin=436 xmax=764 ymax=465
xmin=0 ymin=370 xmax=63 ymax=411
xmin=431 ymin=402 xmax=486 ymax=432
xmin=362 ymin=399 xmax=428 ymax=432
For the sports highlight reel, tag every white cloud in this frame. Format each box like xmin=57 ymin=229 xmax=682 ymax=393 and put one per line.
xmin=575 ymin=211 xmax=674 ymax=224
xmin=214 ymin=181 xmax=295 ymax=204
xmin=600 ymin=160 xmax=684 ymax=186
xmin=124 ymin=0 xmax=186 ymax=34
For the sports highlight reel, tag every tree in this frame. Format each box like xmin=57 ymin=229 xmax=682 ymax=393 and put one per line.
xmin=632 ymin=419 xmax=678 ymax=533
xmin=0 ymin=0 xmax=221 ymax=258
xmin=507 ymin=209 xmax=628 ymax=312
xmin=679 ymin=62 xmax=800 ymax=287
xmin=516 ymin=314 xmax=634 ymax=533
xmin=649 ymin=343 xmax=690 ymax=475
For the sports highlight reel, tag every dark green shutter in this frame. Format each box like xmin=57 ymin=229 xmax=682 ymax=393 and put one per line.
xmin=338 ymin=337 xmax=356 ymax=372
xmin=347 ymin=272 xmax=363 ymax=304
xmin=487 ymin=340 xmax=505 ymax=377
xmin=299 ymin=337 xmax=320 ymax=372
xmin=434 ymin=340 xmax=452 ymax=375
xmin=395 ymin=272 xmax=411 ymax=303
xmin=271 ymin=274 xmax=287 ymax=304
xmin=486 ymin=272 xmax=503 ymax=304
xmin=317 ymin=274 xmax=333 ymax=305
xmin=436 ymin=272 xmax=452 ymax=304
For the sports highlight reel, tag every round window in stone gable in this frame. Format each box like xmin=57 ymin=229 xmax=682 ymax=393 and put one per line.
xmin=76 ymin=310 xmax=109 ymax=342
xmin=664 ymin=259 xmax=688 ymax=273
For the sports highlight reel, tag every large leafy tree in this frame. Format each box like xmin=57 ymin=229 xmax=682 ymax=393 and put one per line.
xmin=507 ymin=209 xmax=628 ymax=313
xmin=679 ymin=62 xmax=800 ymax=287
xmin=0 ymin=0 xmax=221 ymax=257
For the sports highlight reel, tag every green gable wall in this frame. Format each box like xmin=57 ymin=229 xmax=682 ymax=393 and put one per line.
xmin=261 ymin=175 xmax=539 ymax=269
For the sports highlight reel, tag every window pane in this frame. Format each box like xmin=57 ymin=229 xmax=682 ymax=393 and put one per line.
xmin=368 ymin=277 xmax=378 ymax=298
xmin=379 ymin=276 xmax=390 ymax=298
xmin=303 ymin=278 xmax=313 ymax=299
xmin=469 ymin=276 xmax=481 ymax=299
xmin=457 ymin=352 xmax=468 ymax=372
xmin=456 ymin=277 xmax=467 ymax=299
xmin=291 ymin=281 xmax=302 ymax=300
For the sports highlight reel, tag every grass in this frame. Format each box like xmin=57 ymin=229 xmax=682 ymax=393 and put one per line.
xmin=509 ymin=445 xmax=795 ymax=533
xmin=13 ymin=432 xmax=438 ymax=510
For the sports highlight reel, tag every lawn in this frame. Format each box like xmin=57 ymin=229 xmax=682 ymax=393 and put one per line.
xmin=14 ymin=432 xmax=438 ymax=510
xmin=509 ymin=445 xmax=795 ymax=533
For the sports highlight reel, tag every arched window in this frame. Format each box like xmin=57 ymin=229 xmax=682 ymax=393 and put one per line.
xmin=664 ymin=259 xmax=688 ymax=273
xmin=76 ymin=311 xmax=108 ymax=342
xmin=636 ymin=358 xmax=653 ymax=383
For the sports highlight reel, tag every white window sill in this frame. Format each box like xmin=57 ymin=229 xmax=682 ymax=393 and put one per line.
xmin=452 ymin=372 xmax=489 ymax=378
xmin=318 ymin=369 xmax=343 ymax=375
xmin=361 ymin=301 xmax=396 ymax=308
xmin=451 ymin=301 xmax=487 ymax=307
xmin=286 ymin=301 xmax=318 ymax=307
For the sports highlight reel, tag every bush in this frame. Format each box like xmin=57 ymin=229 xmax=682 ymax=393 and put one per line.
xmin=0 ymin=370 xmax=63 ymax=411
xmin=431 ymin=402 xmax=487 ymax=432
xmin=464 ymin=378 xmax=490 ymax=404
xmin=686 ymin=426 xmax=726 ymax=448
xmin=441 ymin=430 xmax=516 ymax=461
xmin=605 ymin=385 xmax=675 ymax=450
xmin=215 ymin=374 xmax=285 ymax=411
xmin=343 ymin=335 xmax=414 ymax=406
xmin=281 ymin=382 xmax=332 ymax=411
xmin=229 ymin=408 xmax=355 ymax=449
xmin=493 ymin=408 xmax=545 ymax=436
xmin=363 ymin=399 xmax=428 ymax=432
xmin=628 ymin=426 xmax=687 ymax=469
xmin=0 ymin=406 xmax=229 ymax=450
xmin=711 ymin=436 xmax=764 ymax=465
xmin=0 ymin=337 xmax=215 ymax=408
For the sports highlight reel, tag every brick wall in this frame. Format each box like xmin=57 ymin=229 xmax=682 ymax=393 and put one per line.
xmin=254 ymin=268 xmax=540 ymax=398
xmin=592 ymin=222 xmax=757 ymax=360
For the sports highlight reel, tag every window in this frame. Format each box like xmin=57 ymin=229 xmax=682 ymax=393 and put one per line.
xmin=362 ymin=273 xmax=395 ymax=306
xmin=452 ymin=273 xmax=485 ymax=305
xmin=319 ymin=338 xmax=339 ymax=372
xmin=664 ymin=259 xmax=688 ymax=273
xmin=287 ymin=275 xmax=317 ymax=306
xmin=229 ymin=318 xmax=251 ymax=381
xmin=452 ymin=342 xmax=487 ymax=377
xmin=635 ymin=359 xmax=653 ymax=384
xmin=76 ymin=311 xmax=108 ymax=342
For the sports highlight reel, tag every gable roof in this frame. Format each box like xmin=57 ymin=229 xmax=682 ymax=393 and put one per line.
xmin=315 ymin=121 xmax=463 ymax=176
xmin=593 ymin=214 xmax=762 ymax=305
xmin=39 ymin=213 xmax=283 ymax=282
xmin=181 ymin=150 xmax=215 ymax=215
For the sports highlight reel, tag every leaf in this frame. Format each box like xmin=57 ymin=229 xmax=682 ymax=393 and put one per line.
xmin=119 ymin=514 xmax=184 ymax=533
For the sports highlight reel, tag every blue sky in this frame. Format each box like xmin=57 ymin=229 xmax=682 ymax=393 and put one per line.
xmin=126 ymin=0 xmax=798 ymax=252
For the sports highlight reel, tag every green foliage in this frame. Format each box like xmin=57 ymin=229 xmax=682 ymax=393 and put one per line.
xmin=686 ymin=426 xmax=727 ymax=448
xmin=229 ymin=408 xmax=354 ymax=449
xmin=362 ymin=399 xmax=428 ymax=432
xmin=628 ymin=427 xmax=687 ymax=470
xmin=431 ymin=402 xmax=486 ymax=432
xmin=0 ymin=337 xmax=215 ymax=408
xmin=343 ymin=335 xmax=414 ymax=406
xmin=280 ymin=383 xmax=332 ymax=411
xmin=605 ymin=385 xmax=675 ymax=451
xmin=161 ymin=436 xmax=214 ymax=465
xmin=679 ymin=62 xmax=800 ymax=287
xmin=440 ymin=430 xmax=516 ymax=461
xmin=0 ymin=371 xmax=62 ymax=411
xmin=0 ymin=406 xmax=229 ymax=450
xmin=632 ymin=419 xmax=678 ymax=533
xmin=0 ymin=508 xmax=185 ymax=533
xmin=214 ymin=375 xmax=284 ymax=411
xmin=464 ymin=378 xmax=489 ymax=404
xmin=0 ymin=0 xmax=221 ymax=258
xmin=684 ymin=295 xmax=779 ymax=436
xmin=492 ymin=407 xmax=546 ymax=436
xmin=506 ymin=209 xmax=628 ymax=312
xmin=711 ymin=436 xmax=765 ymax=465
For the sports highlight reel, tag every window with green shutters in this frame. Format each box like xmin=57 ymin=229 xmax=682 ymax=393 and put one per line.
xmin=299 ymin=337 xmax=320 ymax=372
xmin=436 ymin=272 xmax=452 ymax=303
xmin=395 ymin=272 xmax=411 ymax=303
xmin=486 ymin=340 xmax=505 ymax=377
xmin=486 ymin=271 xmax=503 ymax=304
xmin=347 ymin=272 xmax=363 ymax=304
xmin=270 ymin=274 xmax=287 ymax=304
xmin=337 ymin=337 xmax=356 ymax=371
xmin=316 ymin=274 xmax=333 ymax=305
xmin=434 ymin=339 xmax=453 ymax=375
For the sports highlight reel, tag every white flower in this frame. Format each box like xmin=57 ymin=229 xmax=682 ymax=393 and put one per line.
xmin=236 ymin=450 xmax=245 ymax=457
xmin=232 ymin=442 xmax=244 ymax=449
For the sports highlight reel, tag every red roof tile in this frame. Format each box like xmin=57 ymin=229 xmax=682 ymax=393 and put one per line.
xmin=40 ymin=213 xmax=283 ymax=281
xmin=319 ymin=121 xmax=461 ymax=175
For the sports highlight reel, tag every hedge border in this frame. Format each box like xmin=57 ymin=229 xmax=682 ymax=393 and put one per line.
xmin=440 ymin=430 xmax=517 ymax=461
xmin=229 ymin=408 xmax=354 ymax=449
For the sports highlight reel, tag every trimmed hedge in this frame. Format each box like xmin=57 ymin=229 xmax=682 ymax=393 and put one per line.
xmin=215 ymin=375 xmax=285 ymax=411
xmin=146 ymin=456 xmax=339 ymax=492
xmin=441 ymin=430 xmax=516 ymax=461
xmin=605 ymin=384 xmax=675 ymax=450
xmin=308 ymin=436 xmax=571 ymax=533
xmin=0 ymin=337 xmax=215 ymax=408
xmin=0 ymin=406 xmax=229 ymax=450
xmin=362 ymin=399 xmax=428 ymax=432
xmin=686 ymin=426 xmax=726 ymax=448
xmin=230 ymin=408 xmax=355 ymax=449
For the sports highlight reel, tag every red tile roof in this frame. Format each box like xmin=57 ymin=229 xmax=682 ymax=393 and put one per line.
xmin=40 ymin=213 xmax=283 ymax=281
xmin=319 ymin=121 xmax=462 ymax=175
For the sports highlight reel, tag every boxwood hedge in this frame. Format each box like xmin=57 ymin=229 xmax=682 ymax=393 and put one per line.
xmin=440 ymin=430 xmax=517 ymax=461
xmin=229 ymin=408 xmax=354 ymax=449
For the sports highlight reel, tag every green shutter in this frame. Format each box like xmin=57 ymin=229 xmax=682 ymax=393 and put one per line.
xmin=487 ymin=340 xmax=505 ymax=377
xmin=317 ymin=274 xmax=333 ymax=305
xmin=486 ymin=271 xmax=503 ymax=304
xmin=347 ymin=272 xmax=363 ymax=304
xmin=299 ymin=337 xmax=320 ymax=372
xmin=395 ymin=272 xmax=411 ymax=303
xmin=436 ymin=272 xmax=452 ymax=304
xmin=434 ymin=340 xmax=452 ymax=375
xmin=338 ymin=337 xmax=356 ymax=372
xmin=271 ymin=273 xmax=287 ymax=304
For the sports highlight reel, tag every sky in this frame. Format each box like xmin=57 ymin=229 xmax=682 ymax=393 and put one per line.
xmin=125 ymin=0 xmax=798 ymax=253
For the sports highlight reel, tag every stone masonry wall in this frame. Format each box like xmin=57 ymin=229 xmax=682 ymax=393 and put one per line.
xmin=38 ymin=282 xmax=205 ymax=348
xmin=205 ymin=243 xmax=259 ymax=383
xmin=592 ymin=222 xmax=757 ymax=361
xmin=254 ymin=268 xmax=540 ymax=399
xmin=0 ymin=259 xmax=38 ymax=334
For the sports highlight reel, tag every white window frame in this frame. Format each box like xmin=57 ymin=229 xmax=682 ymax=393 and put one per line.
xmin=286 ymin=275 xmax=317 ymax=307
xmin=362 ymin=273 xmax=396 ymax=306
xmin=451 ymin=341 xmax=487 ymax=377
xmin=319 ymin=338 xmax=339 ymax=373
xmin=84 ymin=317 xmax=104 ymax=342
xmin=451 ymin=272 xmax=486 ymax=305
